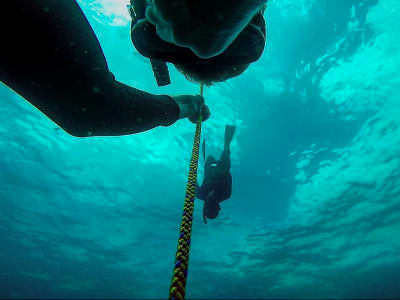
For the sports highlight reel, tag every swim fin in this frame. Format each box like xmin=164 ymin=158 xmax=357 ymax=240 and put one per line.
xmin=224 ymin=125 xmax=236 ymax=150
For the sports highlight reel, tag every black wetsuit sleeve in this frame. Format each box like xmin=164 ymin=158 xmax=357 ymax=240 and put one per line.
xmin=0 ymin=0 xmax=179 ymax=137
xmin=195 ymin=182 xmax=207 ymax=201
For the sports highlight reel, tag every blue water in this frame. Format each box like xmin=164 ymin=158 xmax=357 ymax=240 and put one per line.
xmin=1 ymin=0 xmax=399 ymax=298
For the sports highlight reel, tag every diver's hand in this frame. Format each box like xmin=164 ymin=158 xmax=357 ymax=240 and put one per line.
xmin=171 ymin=95 xmax=210 ymax=124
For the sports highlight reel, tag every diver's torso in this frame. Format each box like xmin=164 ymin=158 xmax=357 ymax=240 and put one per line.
xmin=203 ymin=165 xmax=231 ymax=199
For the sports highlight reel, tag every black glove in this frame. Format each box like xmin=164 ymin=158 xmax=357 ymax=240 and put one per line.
xmin=171 ymin=95 xmax=210 ymax=123
xmin=189 ymin=104 xmax=210 ymax=124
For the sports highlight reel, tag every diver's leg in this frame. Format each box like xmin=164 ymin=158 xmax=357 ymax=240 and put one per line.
xmin=0 ymin=0 xmax=179 ymax=137
xmin=218 ymin=150 xmax=231 ymax=173
xmin=216 ymin=125 xmax=235 ymax=172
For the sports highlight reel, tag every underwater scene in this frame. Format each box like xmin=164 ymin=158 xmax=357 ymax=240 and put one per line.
xmin=1 ymin=0 xmax=400 ymax=298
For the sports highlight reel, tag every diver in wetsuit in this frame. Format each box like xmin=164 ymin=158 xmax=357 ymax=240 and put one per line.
xmin=0 ymin=0 xmax=266 ymax=137
xmin=0 ymin=0 xmax=209 ymax=137
xmin=130 ymin=0 xmax=267 ymax=86
xmin=197 ymin=125 xmax=236 ymax=224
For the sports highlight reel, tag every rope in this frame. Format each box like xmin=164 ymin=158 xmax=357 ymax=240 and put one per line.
xmin=169 ymin=83 xmax=204 ymax=300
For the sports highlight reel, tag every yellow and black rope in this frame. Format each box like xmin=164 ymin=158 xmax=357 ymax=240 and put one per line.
xmin=169 ymin=84 xmax=204 ymax=300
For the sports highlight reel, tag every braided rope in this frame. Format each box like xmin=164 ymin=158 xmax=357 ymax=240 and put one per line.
xmin=169 ymin=84 xmax=203 ymax=300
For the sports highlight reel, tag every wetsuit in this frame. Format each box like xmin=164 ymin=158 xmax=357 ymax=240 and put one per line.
xmin=0 ymin=0 xmax=179 ymax=137
xmin=130 ymin=0 xmax=266 ymax=66
xmin=196 ymin=150 xmax=232 ymax=203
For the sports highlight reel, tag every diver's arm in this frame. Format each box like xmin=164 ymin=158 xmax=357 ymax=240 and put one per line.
xmin=196 ymin=181 xmax=216 ymax=201
xmin=2 ymin=68 xmax=205 ymax=137
xmin=195 ymin=183 xmax=206 ymax=201
xmin=146 ymin=0 xmax=268 ymax=58
xmin=36 ymin=77 xmax=182 ymax=137
xmin=0 ymin=0 xmax=206 ymax=137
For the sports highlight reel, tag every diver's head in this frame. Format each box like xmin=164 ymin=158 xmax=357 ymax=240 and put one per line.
xmin=172 ymin=10 xmax=266 ymax=85
xmin=130 ymin=8 xmax=266 ymax=86
xmin=174 ymin=63 xmax=250 ymax=86
xmin=203 ymin=196 xmax=221 ymax=224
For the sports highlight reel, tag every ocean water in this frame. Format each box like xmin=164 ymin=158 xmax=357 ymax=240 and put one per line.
xmin=1 ymin=0 xmax=399 ymax=298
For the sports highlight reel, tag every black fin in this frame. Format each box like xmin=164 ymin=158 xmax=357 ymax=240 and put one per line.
xmin=224 ymin=125 xmax=236 ymax=150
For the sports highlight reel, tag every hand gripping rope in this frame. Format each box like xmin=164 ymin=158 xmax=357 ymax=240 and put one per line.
xmin=168 ymin=83 xmax=204 ymax=300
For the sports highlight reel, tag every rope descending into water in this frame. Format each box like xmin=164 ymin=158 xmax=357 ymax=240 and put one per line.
xmin=168 ymin=84 xmax=204 ymax=300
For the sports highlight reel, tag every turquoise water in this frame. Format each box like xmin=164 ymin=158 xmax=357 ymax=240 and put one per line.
xmin=1 ymin=0 xmax=400 ymax=298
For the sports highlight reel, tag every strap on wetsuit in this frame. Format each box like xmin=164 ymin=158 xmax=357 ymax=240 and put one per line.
xmin=129 ymin=0 xmax=171 ymax=86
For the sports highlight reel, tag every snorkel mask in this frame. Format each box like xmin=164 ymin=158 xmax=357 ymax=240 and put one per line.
xmin=129 ymin=2 xmax=266 ymax=86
